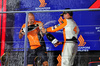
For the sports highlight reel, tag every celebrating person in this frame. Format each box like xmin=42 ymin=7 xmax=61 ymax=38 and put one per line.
xmin=19 ymin=13 xmax=48 ymax=66
xmin=46 ymin=8 xmax=80 ymax=66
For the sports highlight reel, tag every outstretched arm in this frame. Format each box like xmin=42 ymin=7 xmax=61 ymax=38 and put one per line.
xmin=46 ymin=19 xmax=67 ymax=32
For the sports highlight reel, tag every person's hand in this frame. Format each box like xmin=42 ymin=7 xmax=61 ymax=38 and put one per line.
xmin=21 ymin=32 xmax=25 ymax=35
xmin=19 ymin=28 xmax=25 ymax=39
xmin=20 ymin=28 xmax=25 ymax=35
xmin=41 ymin=28 xmax=46 ymax=34
xmin=36 ymin=22 xmax=43 ymax=27
xmin=40 ymin=28 xmax=46 ymax=37
xmin=54 ymin=42 xmax=62 ymax=47
xmin=58 ymin=16 xmax=63 ymax=24
xmin=42 ymin=61 xmax=48 ymax=66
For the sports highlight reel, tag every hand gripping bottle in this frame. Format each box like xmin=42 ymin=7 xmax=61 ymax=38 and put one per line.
xmin=45 ymin=32 xmax=59 ymax=46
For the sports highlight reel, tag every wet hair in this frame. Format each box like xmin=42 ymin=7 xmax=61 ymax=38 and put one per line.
xmin=65 ymin=8 xmax=73 ymax=16
xmin=60 ymin=8 xmax=73 ymax=16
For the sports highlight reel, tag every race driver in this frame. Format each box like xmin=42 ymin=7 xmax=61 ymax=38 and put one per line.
xmin=46 ymin=8 xmax=80 ymax=66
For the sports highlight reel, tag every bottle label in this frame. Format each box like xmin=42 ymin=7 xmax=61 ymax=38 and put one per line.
xmin=51 ymin=38 xmax=58 ymax=45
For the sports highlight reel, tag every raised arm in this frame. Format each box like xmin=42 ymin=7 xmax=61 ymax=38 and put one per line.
xmin=46 ymin=19 xmax=67 ymax=32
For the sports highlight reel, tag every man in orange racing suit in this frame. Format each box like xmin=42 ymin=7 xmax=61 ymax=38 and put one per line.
xmin=47 ymin=8 xmax=79 ymax=66
xmin=19 ymin=13 xmax=48 ymax=66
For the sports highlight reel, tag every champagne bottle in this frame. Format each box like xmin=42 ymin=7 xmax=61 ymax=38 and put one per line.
xmin=22 ymin=24 xmax=39 ymax=33
xmin=46 ymin=22 xmax=64 ymax=45
xmin=46 ymin=32 xmax=59 ymax=46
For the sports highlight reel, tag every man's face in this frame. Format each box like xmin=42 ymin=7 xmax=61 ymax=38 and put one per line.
xmin=63 ymin=13 xmax=68 ymax=19
xmin=28 ymin=15 xmax=35 ymax=25
xmin=63 ymin=13 xmax=72 ymax=19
